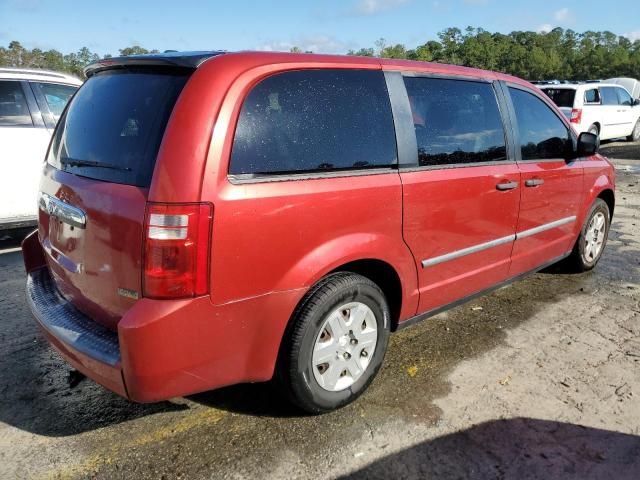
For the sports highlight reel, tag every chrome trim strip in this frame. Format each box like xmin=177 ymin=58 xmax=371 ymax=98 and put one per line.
xmin=38 ymin=192 xmax=86 ymax=229
xmin=421 ymin=216 xmax=577 ymax=268
xmin=421 ymin=234 xmax=516 ymax=268
xmin=516 ymin=215 xmax=576 ymax=239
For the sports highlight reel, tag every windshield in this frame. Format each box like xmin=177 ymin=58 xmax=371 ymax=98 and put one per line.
xmin=47 ymin=69 xmax=189 ymax=187
xmin=541 ymin=88 xmax=576 ymax=108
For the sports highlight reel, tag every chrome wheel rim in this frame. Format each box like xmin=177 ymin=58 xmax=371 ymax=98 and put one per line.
xmin=634 ymin=121 xmax=640 ymax=140
xmin=584 ymin=211 xmax=606 ymax=262
xmin=312 ymin=302 xmax=378 ymax=392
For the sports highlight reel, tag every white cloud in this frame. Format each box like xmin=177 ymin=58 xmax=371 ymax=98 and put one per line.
xmin=535 ymin=7 xmax=573 ymax=32
xmin=537 ymin=24 xmax=553 ymax=33
xmin=257 ymin=35 xmax=353 ymax=55
xmin=353 ymin=0 xmax=411 ymax=15
xmin=625 ymin=30 xmax=640 ymax=42
xmin=553 ymin=7 xmax=571 ymax=22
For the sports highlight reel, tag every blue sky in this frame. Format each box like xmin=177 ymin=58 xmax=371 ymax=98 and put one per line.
xmin=1 ymin=0 xmax=638 ymax=56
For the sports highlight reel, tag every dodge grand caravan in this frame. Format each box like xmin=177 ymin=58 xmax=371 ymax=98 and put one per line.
xmin=22 ymin=51 xmax=615 ymax=413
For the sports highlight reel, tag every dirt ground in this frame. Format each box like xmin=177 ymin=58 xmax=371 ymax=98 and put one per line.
xmin=0 ymin=142 xmax=638 ymax=480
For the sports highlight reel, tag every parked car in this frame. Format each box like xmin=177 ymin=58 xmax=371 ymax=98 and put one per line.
xmin=22 ymin=51 xmax=615 ymax=413
xmin=540 ymin=83 xmax=640 ymax=141
xmin=0 ymin=68 xmax=81 ymax=230
xmin=604 ymin=77 xmax=640 ymax=100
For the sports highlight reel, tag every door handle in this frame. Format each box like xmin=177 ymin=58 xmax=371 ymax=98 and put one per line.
xmin=525 ymin=178 xmax=545 ymax=187
xmin=496 ymin=181 xmax=518 ymax=191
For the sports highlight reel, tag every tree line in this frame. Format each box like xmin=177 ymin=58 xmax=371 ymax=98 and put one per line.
xmin=347 ymin=28 xmax=640 ymax=81
xmin=2 ymin=27 xmax=639 ymax=80
xmin=0 ymin=42 xmax=158 ymax=78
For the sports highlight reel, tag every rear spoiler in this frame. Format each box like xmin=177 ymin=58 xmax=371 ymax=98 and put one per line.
xmin=84 ymin=51 xmax=225 ymax=77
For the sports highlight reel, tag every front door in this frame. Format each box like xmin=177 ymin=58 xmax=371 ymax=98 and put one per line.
xmin=397 ymin=76 xmax=521 ymax=314
xmin=505 ymin=85 xmax=584 ymax=276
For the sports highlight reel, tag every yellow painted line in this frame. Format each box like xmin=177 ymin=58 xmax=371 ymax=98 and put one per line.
xmin=39 ymin=407 xmax=226 ymax=480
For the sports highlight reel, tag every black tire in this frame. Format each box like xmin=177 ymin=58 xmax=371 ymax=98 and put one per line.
xmin=588 ymin=124 xmax=599 ymax=136
xmin=277 ymin=272 xmax=390 ymax=414
xmin=565 ymin=198 xmax=611 ymax=272
xmin=627 ymin=119 xmax=640 ymax=142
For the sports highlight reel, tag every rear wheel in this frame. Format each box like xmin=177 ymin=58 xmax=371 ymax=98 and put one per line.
xmin=627 ymin=119 xmax=640 ymax=142
xmin=278 ymin=272 xmax=390 ymax=413
xmin=566 ymin=198 xmax=610 ymax=272
xmin=588 ymin=124 xmax=599 ymax=136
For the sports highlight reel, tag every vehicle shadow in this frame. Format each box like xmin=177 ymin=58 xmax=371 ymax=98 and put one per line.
xmin=0 ymin=249 xmax=187 ymax=437
xmin=340 ymin=417 xmax=640 ymax=479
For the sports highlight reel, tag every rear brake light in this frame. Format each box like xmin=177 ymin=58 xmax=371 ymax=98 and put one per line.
xmin=570 ymin=108 xmax=582 ymax=124
xmin=143 ymin=202 xmax=213 ymax=299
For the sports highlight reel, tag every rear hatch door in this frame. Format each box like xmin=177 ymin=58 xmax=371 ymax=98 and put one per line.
xmin=39 ymin=68 xmax=189 ymax=330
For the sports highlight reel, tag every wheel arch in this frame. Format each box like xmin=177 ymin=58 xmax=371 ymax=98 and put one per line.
xmin=327 ymin=258 xmax=404 ymax=332
xmin=597 ymin=188 xmax=615 ymax=218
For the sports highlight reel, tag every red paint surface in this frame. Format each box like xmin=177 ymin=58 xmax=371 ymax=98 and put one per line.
xmin=24 ymin=52 xmax=615 ymax=402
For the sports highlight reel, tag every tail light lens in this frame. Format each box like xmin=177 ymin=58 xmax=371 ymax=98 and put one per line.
xmin=143 ymin=202 xmax=213 ymax=299
xmin=570 ymin=108 xmax=582 ymax=124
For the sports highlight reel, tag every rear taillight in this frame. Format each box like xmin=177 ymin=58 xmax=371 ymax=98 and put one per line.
xmin=143 ymin=202 xmax=213 ymax=299
xmin=570 ymin=108 xmax=582 ymax=124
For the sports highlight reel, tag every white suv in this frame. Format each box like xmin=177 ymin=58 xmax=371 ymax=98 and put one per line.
xmin=540 ymin=83 xmax=640 ymax=142
xmin=0 ymin=68 xmax=81 ymax=230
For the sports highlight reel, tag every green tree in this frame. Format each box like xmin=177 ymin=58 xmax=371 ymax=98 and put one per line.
xmin=347 ymin=47 xmax=375 ymax=57
xmin=119 ymin=45 xmax=150 ymax=56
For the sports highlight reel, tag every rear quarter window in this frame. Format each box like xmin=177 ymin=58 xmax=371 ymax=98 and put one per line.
xmin=584 ymin=88 xmax=600 ymax=104
xmin=229 ymin=69 xmax=397 ymax=176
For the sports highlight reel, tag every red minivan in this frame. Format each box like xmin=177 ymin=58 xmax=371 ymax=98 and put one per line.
xmin=22 ymin=51 xmax=615 ymax=413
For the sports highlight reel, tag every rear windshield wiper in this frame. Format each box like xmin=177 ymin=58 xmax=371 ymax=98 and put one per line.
xmin=60 ymin=157 xmax=132 ymax=172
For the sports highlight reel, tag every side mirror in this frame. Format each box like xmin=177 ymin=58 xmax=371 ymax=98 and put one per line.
xmin=576 ymin=132 xmax=599 ymax=157
xmin=634 ymin=98 xmax=640 ymax=106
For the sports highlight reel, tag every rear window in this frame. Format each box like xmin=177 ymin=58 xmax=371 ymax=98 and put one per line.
xmin=47 ymin=69 xmax=189 ymax=187
xmin=229 ymin=69 xmax=397 ymax=176
xmin=541 ymin=88 xmax=576 ymax=108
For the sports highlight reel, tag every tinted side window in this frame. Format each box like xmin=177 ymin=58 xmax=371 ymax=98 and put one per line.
xmin=600 ymin=87 xmax=619 ymax=106
xmin=230 ymin=70 xmax=396 ymax=176
xmin=404 ymin=78 xmax=507 ymax=166
xmin=0 ymin=81 xmax=32 ymax=126
xmin=616 ymin=88 xmax=633 ymax=106
xmin=584 ymin=89 xmax=600 ymax=104
xmin=509 ymin=87 xmax=571 ymax=161
xmin=32 ymin=82 xmax=77 ymax=120
xmin=542 ymin=88 xmax=575 ymax=108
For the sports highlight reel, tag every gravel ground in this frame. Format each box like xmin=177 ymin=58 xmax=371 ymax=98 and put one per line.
xmin=0 ymin=143 xmax=638 ymax=480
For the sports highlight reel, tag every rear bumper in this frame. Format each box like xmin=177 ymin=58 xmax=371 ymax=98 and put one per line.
xmin=26 ymin=268 xmax=127 ymax=397
xmin=24 ymin=235 xmax=305 ymax=402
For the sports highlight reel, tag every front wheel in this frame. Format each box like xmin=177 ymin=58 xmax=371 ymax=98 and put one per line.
xmin=566 ymin=198 xmax=610 ymax=272
xmin=277 ymin=272 xmax=390 ymax=414
xmin=627 ymin=119 xmax=640 ymax=142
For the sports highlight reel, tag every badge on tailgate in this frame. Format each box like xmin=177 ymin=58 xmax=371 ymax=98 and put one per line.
xmin=38 ymin=192 xmax=86 ymax=229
